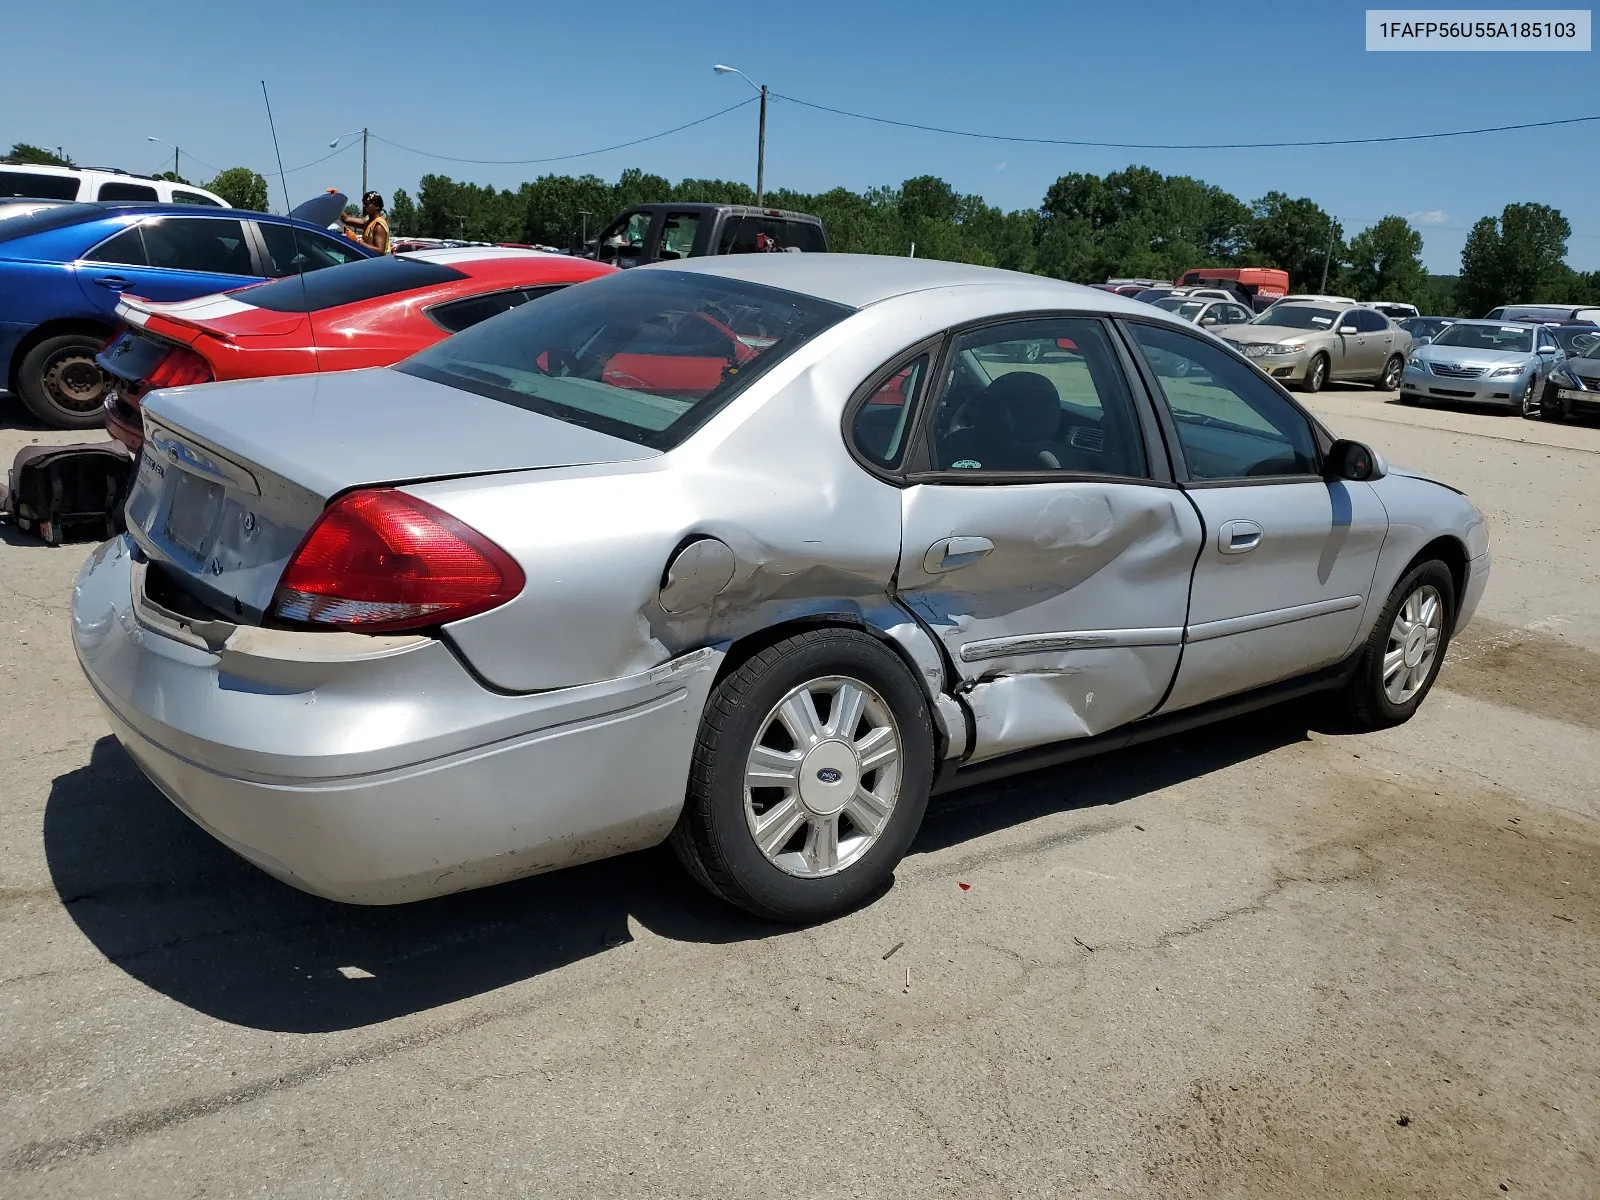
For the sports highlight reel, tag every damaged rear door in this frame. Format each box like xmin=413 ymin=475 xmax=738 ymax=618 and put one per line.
xmin=894 ymin=315 xmax=1202 ymax=764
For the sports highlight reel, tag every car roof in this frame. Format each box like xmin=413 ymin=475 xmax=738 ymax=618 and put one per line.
xmin=52 ymin=200 xmax=337 ymax=233
xmin=620 ymin=202 xmax=822 ymax=222
xmin=648 ymin=253 xmax=1138 ymax=312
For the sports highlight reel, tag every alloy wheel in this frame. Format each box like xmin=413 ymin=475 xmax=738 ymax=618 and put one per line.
xmin=1382 ymin=356 xmax=1402 ymax=390
xmin=743 ymin=675 xmax=903 ymax=878
xmin=1383 ymin=584 xmax=1444 ymax=705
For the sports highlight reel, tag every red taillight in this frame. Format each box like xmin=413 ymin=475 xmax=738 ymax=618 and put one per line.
xmin=270 ymin=489 xmax=525 ymax=633
xmin=145 ymin=345 xmax=214 ymax=389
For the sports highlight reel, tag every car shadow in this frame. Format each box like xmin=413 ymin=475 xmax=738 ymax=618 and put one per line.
xmin=46 ymin=709 xmax=1320 ymax=1033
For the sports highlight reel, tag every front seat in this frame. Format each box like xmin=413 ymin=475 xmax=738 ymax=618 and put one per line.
xmin=941 ymin=371 xmax=1064 ymax=470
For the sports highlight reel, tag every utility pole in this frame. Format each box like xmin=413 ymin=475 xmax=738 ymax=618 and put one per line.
xmin=1319 ymin=223 xmax=1336 ymax=293
xmin=578 ymin=209 xmax=593 ymax=245
xmin=756 ymin=85 xmax=767 ymax=207
xmin=174 ymin=146 xmax=180 ymax=180
xmin=361 ymin=127 xmax=368 ymax=199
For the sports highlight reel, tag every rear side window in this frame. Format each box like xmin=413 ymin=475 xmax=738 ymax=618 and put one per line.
xmin=399 ymin=269 xmax=850 ymax=449
xmin=243 ymin=254 xmax=467 ymax=313
xmin=172 ymin=189 xmax=222 ymax=207
xmin=658 ymin=212 xmax=700 ymax=260
xmin=0 ymin=170 xmax=80 ymax=200
xmin=851 ymin=355 xmax=930 ymax=469
xmin=257 ymin=223 xmax=366 ymax=278
xmin=85 ymin=225 xmax=148 ymax=266
xmin=1356 ymin=309 xmax=1388 ymax=333
xmin=141 ymin=217 xmax=253 ymax=274
xmin=97 ymin=181 xmax=159 ymax=202
xmin=718 ymin=215 xmax=825 ymax=254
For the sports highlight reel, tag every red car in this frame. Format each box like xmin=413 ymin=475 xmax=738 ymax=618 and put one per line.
xmin=100 ymin=248 xmax=617 ymax=453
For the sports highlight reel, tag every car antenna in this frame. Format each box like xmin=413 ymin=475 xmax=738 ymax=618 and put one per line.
xmin=260 ymin=80 xmax=316 ymax=354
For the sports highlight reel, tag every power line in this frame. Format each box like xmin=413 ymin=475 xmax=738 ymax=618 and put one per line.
xmin=282 ymin=139 xmax=359 ymax=176
xmin=367 ymin=97 xmax=757 ymax=165
xmin=771 ymin=94 xmax=1600 ymax=150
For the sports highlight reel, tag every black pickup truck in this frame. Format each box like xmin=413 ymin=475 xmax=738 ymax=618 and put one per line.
xmin=585 ymin=203 xmax=827 ymax=267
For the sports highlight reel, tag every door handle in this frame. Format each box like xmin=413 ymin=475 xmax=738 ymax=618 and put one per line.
xmin=923 ymin=535 xmax=994 ymax=573
xmin=1218 ymin=520 xmax=1262 ymax=555
xmin=93 ymin=276 xmax=130 ymax=290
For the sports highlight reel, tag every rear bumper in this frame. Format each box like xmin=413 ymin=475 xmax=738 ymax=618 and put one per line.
xmin=72 ymin=536 xmax=721 ymax=903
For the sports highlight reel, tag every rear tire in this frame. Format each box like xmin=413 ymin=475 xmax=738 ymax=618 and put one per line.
xmin=1376 ymin=354 xmax=1404 ymax=391
xmin=1342 ymin=561 xmax=1456 ymax=729
xmin=670 ymin=628 xmax=935 ymax=922
xmin=1299 ymin=353 xmax=1329 ymax=394
xmin=17 ymin=334 xmax=111 ymax=429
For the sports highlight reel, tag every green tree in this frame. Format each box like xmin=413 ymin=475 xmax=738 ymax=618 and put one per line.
xmin=6 ymin=143 xmax=71 ymax=166
xmin=1250 ymin=192 xmax=1344 ymax=293
xmin=205 ymin=167 xmax=269 ymax=212
xmin=1344 ymin=216 xmax=1427 ymax=305
xmin=153 ymin=170 xmax=191 ymax=186
xmin=1457 ymin=204 xmax=1573 ymax=316
xmin=389 ymin=187 xmax=416 ymax=237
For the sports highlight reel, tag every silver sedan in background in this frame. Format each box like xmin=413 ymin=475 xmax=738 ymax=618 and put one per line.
xmin=1220 ymin=302 xmax=1411 ymax=393
xmin=1149 ymin=294 xmax=1255 ymax=330
xmin=1402 ymin=319 xmax=1564 ymax=417
xmin=73 ymin=258 xmax=1488 ymax=922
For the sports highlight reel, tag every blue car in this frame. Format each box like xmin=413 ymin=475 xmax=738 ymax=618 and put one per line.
xmin=0 ymin=200 xmax=374 ymax=428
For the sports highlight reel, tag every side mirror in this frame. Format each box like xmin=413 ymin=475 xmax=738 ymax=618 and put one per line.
xmin=1415 ymin=334 xmax=1433 ymax=345
xmin=1325 ymin=438 xmax=1380 ymax=482
xmin=1337 ymin=323 xmax=1359 ymax=335
xmin=1537 ymin=344 xmax=1557 ymax=356
xmin=1200 ymin=316 xmax=1219 ymax=326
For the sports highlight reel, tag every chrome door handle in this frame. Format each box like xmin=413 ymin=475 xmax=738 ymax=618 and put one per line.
xmin=923 ymin=535 xmax=994 ymax=573
xmin=1218 ymin=520 xmax=1262 ymax=554
xmin=94 ymin=276 xmax=130 ymax=290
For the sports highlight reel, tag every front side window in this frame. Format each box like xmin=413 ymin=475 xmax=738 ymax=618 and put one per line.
xmin=84 ymin=224 xmax=147 ymax=266
xmin=258 ymin=222 xmax=366 ymax=278
xmin=97 ymin=181 xmax=159 ymax=202
xmin=0 ymin=170 xmax=81 ymax=200
xmin=851 ymin=355 xmax=929 ymax=469
xmin=140 ymin=216 xmax=253 ymax=275
xmin=1130 ymin=322 xmax=1318 ymax=481
xmin=595 ymin=212 xmax=652 ymax=267
xmin=658 ymin=212 xmax=700 ymax=260
xmin=926 ymin=318 xmax=1148 ymax=478
xmin=427 ymin=285 xmax=562 ymax=334
xmin=398 ymin=270 xmax=851 ymax=450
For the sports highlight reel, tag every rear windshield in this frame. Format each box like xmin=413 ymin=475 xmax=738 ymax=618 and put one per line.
xmin=0 ymin=169 xmax=80 ymax=200
xmin=717 ymin=214 xmax=826 ymax=254
xmin=238 ymin=254 xmax=467 ymax=312
xmin=1552 ymin=326 xmax=1600 ymax=356
xmin=0 ymin=202 xmax=98 ymax=242
xmin=1253 ymin=305 xmax=1340 ymax=329
xmin=1133 ymin=289 xmax=1173 ymax=305
xmin=1496 ymin=306 xmax=1573 ymax=321
xmin=398 ymin=269 xmax=851 ymax=450
xmin=1432 ymin=324 xmax=1534 ymax=352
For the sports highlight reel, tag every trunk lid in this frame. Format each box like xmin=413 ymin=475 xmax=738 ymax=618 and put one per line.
xmin=125 ymin=366 xmax=659 ymax=622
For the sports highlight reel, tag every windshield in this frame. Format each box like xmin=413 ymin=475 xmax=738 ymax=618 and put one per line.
xmin=1251 ymin=305 xmax=1340 ymax=330
xmin=1431 ymin=324 xmax=1534 ymax=353
xmin=1133 ymin=289 xmax=1174 ymax=305
xmin=398 ymin=269 xmax=851 ymax=450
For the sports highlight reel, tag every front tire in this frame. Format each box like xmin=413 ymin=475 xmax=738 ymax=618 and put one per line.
xmin=1342 ymin=561 xmax=1455 ymax=729
xmin=1521 ymin=376 xmax=1544 ymax=420
xmin=671 ymin=628 xmax=935 ymax=922
xmin=17 ymin=333 xmax=111 ymax=429
xmin=1300 ymin=353 xmax=1329 ymax=394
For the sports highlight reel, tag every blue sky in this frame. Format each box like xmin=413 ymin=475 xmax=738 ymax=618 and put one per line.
xmin=5 ymin=0 xmax=1597 ymax=271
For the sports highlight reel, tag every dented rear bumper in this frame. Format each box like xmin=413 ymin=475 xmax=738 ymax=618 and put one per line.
xmin=71 ymin=535 xmax=721 ymax=904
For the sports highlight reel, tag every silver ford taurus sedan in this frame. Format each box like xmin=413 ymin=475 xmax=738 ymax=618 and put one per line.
xmin=72 ymin=256 xmax=1490 ymax=922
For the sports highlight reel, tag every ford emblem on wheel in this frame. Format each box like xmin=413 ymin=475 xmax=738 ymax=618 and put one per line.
xmin=816 ymin=768 xmax=842 ymax=783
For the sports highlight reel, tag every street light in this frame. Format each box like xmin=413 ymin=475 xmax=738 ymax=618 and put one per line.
xmin=144 ymin=135 xmax=180 ymax=180
xmin=329 ymin=128 xmax=369 ymax=198
xmin=713 ymin=64 xmax=767 ymax=207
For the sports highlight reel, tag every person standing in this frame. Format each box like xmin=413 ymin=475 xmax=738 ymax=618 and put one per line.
xmin=340 ymin=191 xmax=390 ymax=254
